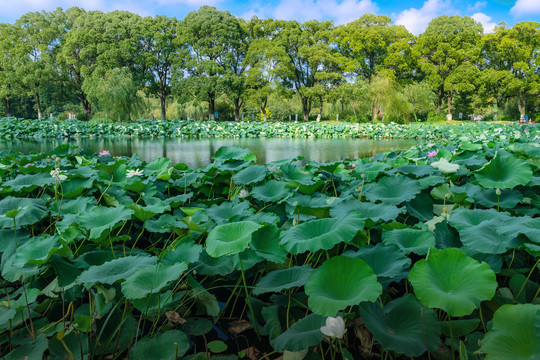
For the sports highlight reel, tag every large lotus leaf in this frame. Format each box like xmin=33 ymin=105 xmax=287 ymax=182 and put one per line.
xmin=449 ymin=208 xmax=512 ymax=230
xmin=191 ymin=250 xmax=235 ymax=276
xmin=254 ymin=265 xmax=315 ymax=295
xmin=364 ymin=175 xmax=422 ymax=205
xmin=474 ymin=188 xmax=523 ymax=209
xmin=474 ymin=152 xmax=533 ymax=189
xmin=0 ymin=197 xmax=48 ymax=229
xmin=50 ymin=197 xmax=95 ymax=215
xmin=144 ymin=157 xmax=171 ymax=174
xmin=409 ymin=248 xmax=497 ymax=317
xmin=121 ymin=262 xmax=187 ymax=299
xmin=3 ymin=172 xmax=55 ymax=192
xmin=479 ymin=304 xmax=540 ymax=360
xmin=233 ymin=165 xmax=268 ymax=186
xmin=145 ymin=214 xmax=187 ymax=233
xmin=4 ymin=334 xmax=48 ymax=360
xmin=206 ymin=201 xmax=251 ymax=225
xmin=287 ymin=193 xmax=337 ymax=219
xmin=497 ymin=215 xmax=540 ymax=244
xmin=77 ymin=256 xmax=156 ymax=286
xmin=188 ymin=275 xmax=220 ymax=317
xmin=280 ymin=164 xmax=314 ymax=185
xmin=406 ymin=192 xmax=434 ymax=221
xmin=251 ymin=180 xmax=291 ymax=202
xmin=305 ymin=255 xmax=382 ymax=316
xmin=77 ymin=205 xmax=134 ymax=240
xmin=59 ymin=177 xmax=94 ymax=198
xmin=250 ymin=225 xmax=288 ymax=264
xmin=280 ymin=213 xmax=364 ymax=255
xmin=206 ymin=221 xmax=262 ymax=257
xmin=431 ymin=158 xmax=460 ymax=174
xmin=162 ymin=240 xmax=202 ymax=266
xmin=382 ymin=228 xmax=436 ymax=255
xmin=354 ymin=162 xmax=391 ymax=181
xmin=270 ymin=313 xmax=325 ymax=352
xmin=418 ymin=175 xmax=446 ymax=189
xmin=330 ymin=197 xmax=401 ymax=223
xmin=129 ymin=202 xmax=171 ymax=222
xmin=164 ymin=193 xmax=193 ymax=208
xmin=12 ymin=234 xmax=70 ymax=268
xmin=359 ymin=294 xmax=441 ymax=357
xmin=213 ymin=146 xmax=256 ymax=162
xmin=343 ymin=243 xmax=411 ymax=284
xmin=393 ymin=164 xmax=437 ymax=178
xmin=130 ymin=330 xmax=189 ymax=360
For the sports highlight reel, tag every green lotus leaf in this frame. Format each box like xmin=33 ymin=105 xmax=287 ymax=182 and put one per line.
xmin=192 ymin=250 xmax=235 ymax=276
xmin=474 ymin=188 xmax=523 ymax=209
xmin=330 ymin=197 xmax=401 ymax=223
xmin=250 ymin=225 xmax=288 ymax=264
xmin=343 ymin=243 xmax=411 ymax=285
xmin=0 ymin=305 xmax=16 ymax=328
xmin=359 ymin=294 xmax=441 ymax=357
xmin=382 ymin=228 xmax=436 ymax=255
xmin=364 ymin=175 xmax=422 ymax=205
xmin=280 ymin=213 xmax=364 ymax=255
xmin=213 ymin=146 xmax=256 ymax=162
xmin=0 ymin=197 xmax=48 ymax=229
xmin=393 ymin=164 xmax=437 ymax=177
xmin=77 ymin=205 xmax=134 ymax=239
xmin=431 ymin=158 xmax=460 ymax=174
xmin=232 ymin=248 xmax=265 ymax=271
xmin=254 ymin=265 xmax=315 ymax=295
xmin=206 ymin=201 xmax=251 ymax=225
xmin=59 ymin=177 xmax=94 ymax=198
xmin=2 ymin=172 xmax=55 ymax=192
xmin=409 ymin=248 xmax=497 ymax=316
xmin=406 ymin=192 xmax=434 ymax=221
xmin=183 ymin=318 xmax=213 ymax=336
xmin=474 ymin=152 xmax=533 ymax=189
xmin=132 ymin=290 xmax=174 ymax=316
xmin=206 ymin=221 xmax=262 ymax=257
xmin=144 ymin=157 xmax=171 ymax=174
xmin=164 ymin=192 xmax=193 ymax=208
xmin=13 ymin=234 xmax=70 ymax=267
xmin=129 ymin=202 xmax=171 ymax=222
xmin=162 ymin=240 xmax=202 ymax=266
xmin=122 ymin=262 xmax=187 ymax=299
xmin=449 ymin=208 xmax=512 ymax=230
xmin=130 ymin=330 xmax=189 ymax=360
xmin=251 ymin=180 xmax=290 ymax=202
xmin=50 ymin=197 xmax=95 ymax=215
xmin=4 ymin=334 xmax=48 ymax=360
xmin=280 ymin=164 xmax=314 ymax=185
xmin=270 ymin=313 xmax=326 ymax=352
xmin=145 ymin=214 xmax=187 ymax=233
xmin=188 ymin=275 xmax=220 ymax=317
xmin=305 ymin=255 xmax=382 ymax=316
xmin=233 ymin=165 xmax=268 ymax=186
xmin=354 ymin=162 xmax=391 ymax=181
xmin=479 ymin=304 xmax=540 ymax=360
xmin=496 ymin=215 xmax=540 ymax=243
xmin=77 ymin=256 xmax=156 ymax=286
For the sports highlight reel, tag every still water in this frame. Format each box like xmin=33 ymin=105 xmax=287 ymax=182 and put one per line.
xmin=0 ymin=138 xmax=419 ymax=168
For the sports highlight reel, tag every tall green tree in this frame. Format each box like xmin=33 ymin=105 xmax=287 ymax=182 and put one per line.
xmin=415 ymin=15 xmax=483 ymax=119
xmin=176 ymin=6 xmax=245 ymax=121
xmin=0 ymin=23 xmax=20 ymax=117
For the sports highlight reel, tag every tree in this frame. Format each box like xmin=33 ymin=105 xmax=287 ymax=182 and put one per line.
xmin=0 ymin=23 xmax=20 ymax=117
xmin=16 ymin=10 xmax=63 ymax=119
xmin=177 ymin=6 xmax=246 ymax=121
xmin=415 ymin=15 xmax=483 ymax=119
xmin=139 ymin=15 xmax=180 ymax=120
xmin=481 ymin=22 xmax=540 ymax=119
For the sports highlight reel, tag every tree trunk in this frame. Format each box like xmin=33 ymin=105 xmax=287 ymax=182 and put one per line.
xmin=35 ymin=92 xmax=42 ymax=120
xmin=301 ymin=96 xmax=311 ymax=121
xmin=208 ymin=95 xmax=215 ymax=121
xmin=447 ymin=95 xmax=453 ymax=121
xmin=518 ymin=94 xmax=526 ymax=120
xmin=436 ymin=86 xmax=443 ymax=113
xmin=371 ymin=99 xmax=378 ymax=122
xmin=260 ymin=98 xmax=268 ymax=121
xmin=316 ymin=95 xmax=323 ymax=122
xmin=160 ymin=93 xmax=166 ymax=120
xmin=234 ymin=98 xmax=242 ymax=122
xmin=4 ymin=98 xmax=11 ymax=117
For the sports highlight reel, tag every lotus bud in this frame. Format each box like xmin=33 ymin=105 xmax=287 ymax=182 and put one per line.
xmin=320 ymin=316 xmax=346 ymax=339
xmin=496 ymin=188 xmax=501 ymax=196
xmin=361 ymin=173 xmax=366 ymax=180
xmin=292 ymin=218 xmax=298 ymax=226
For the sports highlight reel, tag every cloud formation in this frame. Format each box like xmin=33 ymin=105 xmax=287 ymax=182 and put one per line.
xmin=510 ymin=0 xmax=540 ymax=17
xmin=395 ymin=0 xmax=452 ymax=35
xmin=472 ymin=12 xmax=497 ymax=33
xmin=272 ymin=0 xmax=379 ymax=24
xmin=466 ymin=1 xmax=486 ymax=12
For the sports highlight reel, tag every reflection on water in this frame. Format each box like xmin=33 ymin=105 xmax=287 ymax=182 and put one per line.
xmin=0 ymin=138 xmax=420 ymax=168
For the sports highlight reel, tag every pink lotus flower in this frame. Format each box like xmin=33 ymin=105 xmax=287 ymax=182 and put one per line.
xmin=23 ymin=163 xmax=35 ymax=168
xmin=427 ymin=150 xmax=438 ymax=159
xmin=524 ymin=129 xmax=529 ymax=133
xmin=99 ymin=150 xmax=111 ymax=157
xmin=351 ymin=164 xmax=356 ymax=168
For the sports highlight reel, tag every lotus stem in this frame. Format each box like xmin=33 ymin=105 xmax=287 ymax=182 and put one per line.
xmin=514 ymin=257 xmax=540 ymax=303
xmin=237 ymin=254 xmax=261 ymax=340
xmin=448 ymin=316 xmax=455 ymax=360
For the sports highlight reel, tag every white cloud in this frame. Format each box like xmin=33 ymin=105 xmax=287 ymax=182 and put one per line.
xmin=155 ymin=0 xmax=222 ymax=5
xmin=272 ymin=0 xmax=378 ymax=24
xmin=395 ymin=0 xmax=452 ymax=35
xmin=466 ymin=1 xmax=486 ymax=12
xmin=510 ymin=0 xmax=540 ymax=17
xmin=471 ymin=12 xmax=496 ymax=33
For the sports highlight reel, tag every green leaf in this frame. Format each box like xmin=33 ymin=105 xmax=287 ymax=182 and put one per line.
xmin=382 ymin=228 xmax=436 ymax=255
xmin=77 ymin=205 xmax=134 ymax=240
xmin=0 ymin=197 xmax=48 ymax=229
xmin=130 ymin=330 xmax=189 ymax=360
xmin=409 ymin=248 xmax=497 ymax=316
xmin=77 ymin=256 xmax=156 ymax=286
xmin=479 ymin=304 xmax=540 ymax=360
xmin=280 ymin=213 xmax=364 ymax=255
xmin=364 ymin=175 xmax=422 ymax=205
xmin=270 ymin=314 xmax=325 ymax=352
xmin=5 ymin=334 xmax=48 ymax=360
xmin=208 ymin=340 xmax=228 ymax=353
xmin=251 ymin=180 xmax=291 ymax=202
xmin=233 ymin=165 xmax=268 ymax=185
xmin=122 ymin=262 xmax=187 ymax=299
xmin=474 ymin=151 xmax=533 ymax=189
xmin=305 ymin=255 xmax=382 ymax=316
xmin=187 ymin=275 xmax=220 ymax=317
xmin=254 ymin=265 xmax=315 ymax=295
xmin=359 ymin=294 xmax=441 ymax=357
xmin=206 ymin=221 xmax=262 ymax=257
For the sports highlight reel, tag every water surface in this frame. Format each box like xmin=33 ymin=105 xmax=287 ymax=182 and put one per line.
xmin=0 ymin=138 xmax=419 ymax=168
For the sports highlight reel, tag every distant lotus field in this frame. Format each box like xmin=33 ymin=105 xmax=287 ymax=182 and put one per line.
xmin=0 ymin=122 xmax=539 ymax=359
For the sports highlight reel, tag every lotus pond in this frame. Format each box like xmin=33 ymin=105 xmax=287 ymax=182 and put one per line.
xmin=0 ymin=122 xmax=539 ymax=360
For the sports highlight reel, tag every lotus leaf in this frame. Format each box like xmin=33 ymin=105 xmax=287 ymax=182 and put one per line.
xmin=130 ymin=330 xmax=189 ymax=360
xmin=431 ymin=158 xmax=460 ymax=174
xmin=121 ymin=262 xmax=187 ymax=299
xmin=474 ymin=188 xmax=523 ymax=209
xmin=206 ymin=220 xmax=262 ymax=257
xmin=0 ymin=197 xmax=48 ymax=228
xmin=77 ymin=256 xmax=156 ymax=286
xmin=233 ymin=164 xmax=268 ymax=185
xmin=2 ymin=172 xmax=55 ymax=192
xmin=251 ymin=180 xmax=290 ymax=202
xmin=254 ymin=265 xmax=315 ymax=295
xmin=77 ymin=205 xmax=134 ymax=239
xmin=479 ymin=304 xmax=540 ymax=360
xmin=213 ymin=146 xmax=256 ymax=162
xmin=359 ymin=294 xmax=440 ymax=357
xmin=305 ymin=255 xmax=382 ymax=316
xmin=409 ymin=248 xmax=497 ymax=316
xmin=280 ymin=213 xmax=364 ymax=255
xmin=364 ymin=175 xmax=422 ymax=205
xmin=270 ymin=313 xmax=326 ymax=352
xmin=474 ymin=151 xmax=533 ymax=189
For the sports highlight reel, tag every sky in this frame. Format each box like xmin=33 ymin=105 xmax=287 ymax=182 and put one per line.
xmin=0 ymin=0 xmax=539 ymax=35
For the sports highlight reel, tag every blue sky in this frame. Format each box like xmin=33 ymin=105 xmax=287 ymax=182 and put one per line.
xmin=1 ymin=0 xmax=539 ymax=35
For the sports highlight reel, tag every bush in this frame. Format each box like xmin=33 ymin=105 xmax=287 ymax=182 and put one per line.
xmin=427 ymin=111 xmax=447 ymax=123
xmin=76 ymin=112 xmax=90 ymax=122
